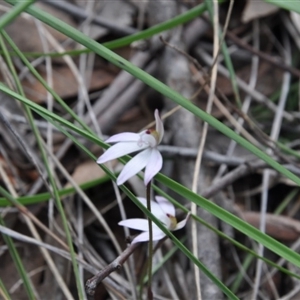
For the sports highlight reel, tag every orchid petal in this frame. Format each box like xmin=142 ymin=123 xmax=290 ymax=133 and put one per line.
xmin=155 ymin=196 xmax=175 ymax=217
xmin=174 ymin=214 xmax=190 ymax=231
xmin=97 ymin=142 xmax=147 ymax=164
xmin=131 ymin=228 xmax=166 ymax=244
xmin=116 ymin=149 xmax=151 ymax=185
xmin=154 ymin=109 xmax=164 ymax=144
xmin=131 ymin=232 xmax=150 ymax=243
xmin=136 ymin=197 xmax=169 ymax=225
xmin=144 ymin=149 xmax=163 ymax=185
xmin=118 ymin=219 xmax=149 ymax=231
xmin=136 ymin=197 xmax=147 ymax=207
xmin=106 ymin=132 xmax=141 ymax=143
xmin=152 ymin=229 xmax=167 ymax=240
xmin=140 ymin=132 xmax=157 ymax=147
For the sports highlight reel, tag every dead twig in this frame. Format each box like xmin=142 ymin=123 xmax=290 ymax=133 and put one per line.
xmin=85 ymin=242 xmax=140 ymax=296
xmin=41 ymin=0 xmax=137 ymax=37
xmin=225 ymin=30 xmax=300 ymax=79
xmin=202 ymin=160 xmax=265 ymax=199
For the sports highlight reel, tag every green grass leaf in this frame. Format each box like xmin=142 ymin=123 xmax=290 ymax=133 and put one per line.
xmin=0 ymin=215 xmax=36 ymax=299
xmin=263 ymin=0 xmax=300 ymax=13
xmin=157 ymin=174 xmax=300 ymax=269
xmin=3 ymin=0 xmax=300 ymax=188
xmin=0 ymin=0 xmax=34 ymax=29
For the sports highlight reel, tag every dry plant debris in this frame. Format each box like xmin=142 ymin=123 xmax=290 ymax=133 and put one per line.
xmin=1 ymin=1 xmax=300 ymax=299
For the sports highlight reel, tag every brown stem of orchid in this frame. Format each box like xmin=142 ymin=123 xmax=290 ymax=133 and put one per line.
xmin=146 ymin=181 xmax=153 ymax=300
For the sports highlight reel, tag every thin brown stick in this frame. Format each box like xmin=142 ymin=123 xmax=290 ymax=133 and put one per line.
xmin=85 ymin=242 xmax=140 ymax=296
xmin=226 ymin=30 xmax=300 ymax=78
xmin=202 ymin=160 xmax=266 ymax=199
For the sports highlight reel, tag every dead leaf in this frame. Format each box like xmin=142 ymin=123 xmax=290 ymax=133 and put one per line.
xmin=65 ymin=160 xmax=112 ymax=188
xmin=237 ymin=208 xmax=300 ymax=241
xmin=242 ymin=0 xmax=279 ymax=23
xmin=22 ymin=65 xmax=114 ymax=103
xmin=3 ymin=2 xmax=76 ymax=54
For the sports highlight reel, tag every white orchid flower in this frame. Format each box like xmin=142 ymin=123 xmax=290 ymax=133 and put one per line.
xmin=97 ymin=109 xmax=164 ymax=186
xmin=118 ymin=196 xmax=189 ymax=244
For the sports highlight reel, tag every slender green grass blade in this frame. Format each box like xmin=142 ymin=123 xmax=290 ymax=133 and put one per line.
xmin=0 ymin=0 xmax=34 ymax=29
xmin=230 ymin=188 xmax=300 ymax=292
xmin=0 ymin=33 xmax=85 ymax=298
xmin=157 ymin=174 xmax=300 ymax=269
xmin=121 ymin=188 xmax=238 ymax=299
xmin=2 ymin=84 xmax=300 ymax=272
xmin=4 ymin=0 xmax=300 ymax=187
xmin=1 ymin=30 xmax=95 ymax=135
xmin=0 ymin=215 xmax=36 ymax=299
xmin=0 ymin=278 xmax=11 ymax=300
xmin=44 ymin=113 xmax=300 ymax=289
xmin=263 ymin=0 xmax=300 ymax=13
xmin=0 ymin=177 xmax=109 ymax=207
xmin=35 ymin=105 xmax=300 ymax=295
xmin=205 ymin=0 xmax=241 ymax=106
xmin=35 ymin=113 xmax=239 ymax=298
xmin=153 ymin=185 xmax=300 ymax=280
xmin=1 ymin=1 xmax=207 ymax=59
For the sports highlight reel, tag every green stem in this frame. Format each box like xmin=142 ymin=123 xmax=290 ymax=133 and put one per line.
xmin=146 ymin=182 xmax=153 ymax=300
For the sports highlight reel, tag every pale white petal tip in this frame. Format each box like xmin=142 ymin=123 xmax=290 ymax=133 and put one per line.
xmin=96 ymin=156 xmax=105 ymax=164
xmin=154 ymin=109 xmax=164 ymax=144
xmin=144 ymin=149 xmax=163 ymax=185
xmin=144 ymin=177 xmax=152 ymax=186
xmin=175 ymin=213 xmax=190 ymax=231
xmin=155 ymin=196 xmax=175 ymax=216
xmin=106 ymin=132 xmax=140 ymax=143
xmin=116 ymin=177 xmax=125 ymax=186
xmin=131 ymin=232 xmax=150 ymax=244
xmin=131 ymin=230 xmax=166 ymax=244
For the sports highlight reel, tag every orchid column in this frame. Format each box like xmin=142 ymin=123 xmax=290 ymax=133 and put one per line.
xmin=97 ymin=109 xmax=164 ymax=299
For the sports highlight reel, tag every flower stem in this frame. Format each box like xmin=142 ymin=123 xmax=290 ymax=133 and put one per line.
xmin=146 ymin=182 xmax=153 ymax=300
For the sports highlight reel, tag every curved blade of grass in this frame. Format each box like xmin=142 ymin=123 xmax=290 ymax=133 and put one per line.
xmin=0 ymin=42 xmax=300 ymax=274
xmin=230 ymin=187 xmax=300 ymax=292
xmin=40 ymin=110 xmax=300 ymax=283
xmin=0 ymin=34 xmax=84 ymax=298
xmin=0 ymin=84 xmax=102 ymax=145
xmin=156 ymin=173 xmax=300 ymax=269
xmin=120 ymin=188 xmax=238 ymax=299
xmin=12 ymin=111 xmax=298 ymax=291
xmin=1 ymin=30 xmax=95 ymax=135
xmin=0 ymin=0 xmax=34 ymax=29
xmin=0 ymin=216 xmax=36 ymax=299
xmin=2 ymin=1 xmax=208 ymax=58
xmin=34 ymin=103 xmax=300 ymax=279
xmin=153 ymin=184 xmax=300 ymax=281
xmin=40 ymin=114 xmax=238 ymax=298
xmin=0 ymin=278 xmax=11 ymax=300
xmin=0 ymin=176 xmax=109 ymax=206
xmin=231 ymin=254 xmax=253 ymax=293
xmin=5 ymin=0 xmax=300 ymax=187
xmin=35 ymin=108 xmax=300 ymax=298
xmin=3 ymin=78 xmax=300 ymax=264
xmin=38 ymin=115 xmax=238 ymax=298
xmin=263 ymin=0 xmax=300 ymax=13
xmin=100 ymin=2 xmax=208 ymax=50
xmin=2 ymin=79 xmax=300 ymax=190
